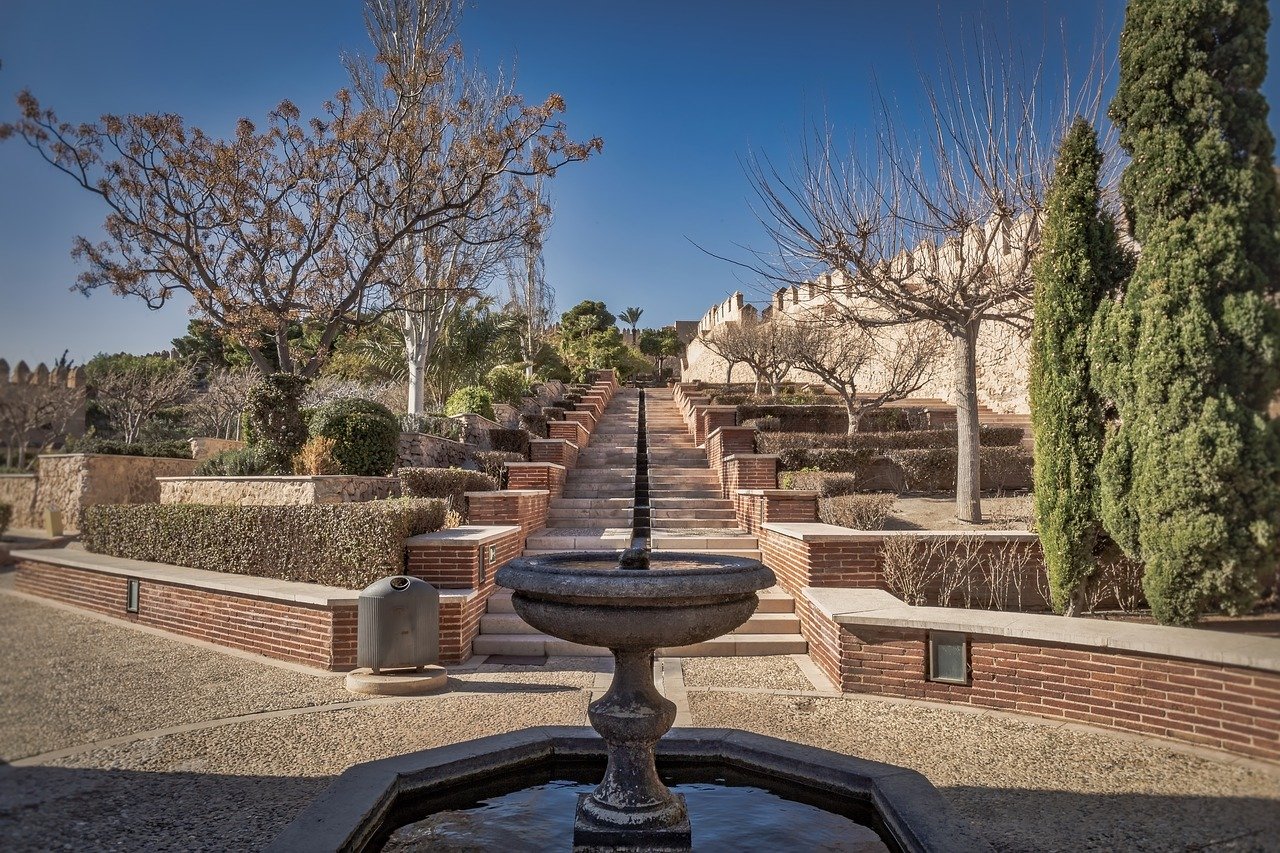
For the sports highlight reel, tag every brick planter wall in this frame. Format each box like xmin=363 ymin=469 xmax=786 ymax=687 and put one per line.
xmin=547 ymin=420 xmax=590 ymax=448
xmin=563 ymin=410 xmax=597 ymax=435
xmin=505 ymin=463 xmax=567 ymax=497
xmin=735 ymin=490 xmax=819 ymax=535
xmin=806 ymin=588 xmax=1280 ymax=763
xmin=706 ymin=427 xmax=756 ymax=496
xmin=14 ymin=556 xmax=357 ymax=670
xmin=464 ymin=489 xmax=550 ymax=539
xmin=529 ymin=438 xmax=579 ymax=469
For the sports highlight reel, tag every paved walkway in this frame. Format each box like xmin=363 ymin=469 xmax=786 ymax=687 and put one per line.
xmin=1 ymin=586 xmax=1278 ymax=852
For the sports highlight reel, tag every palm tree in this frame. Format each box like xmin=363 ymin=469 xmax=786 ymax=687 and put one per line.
xmin=619 ymin=307 xmax=644 ymax=340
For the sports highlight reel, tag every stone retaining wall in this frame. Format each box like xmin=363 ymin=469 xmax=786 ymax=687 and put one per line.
xmin=397 ymin=432 xmax=468 ymax=469
xmin=0 ymin=474 xmax=38 ymax=528
xmin=158 ymin=475 xmax=400 ymax=506
xmin=35 ymin=453 xmax=199 ymax=531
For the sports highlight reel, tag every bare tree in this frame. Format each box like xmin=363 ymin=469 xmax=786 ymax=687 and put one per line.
xmin=187 ymin=368 xmax=256 ymax=439
xmin=737 ymin=38 xmax=1104 ymax=522
xmin=87 ymin=355 xmax=195 ymax=444
xmin=697 ymin=317 xmax=754 ymax=388
xmin=505 ymin=175 xmax=557 ymax=379
xmin=785 ymin=307 xmax=942 ymax=434
xmin=0 ymin=382 xmax=82 ymax=468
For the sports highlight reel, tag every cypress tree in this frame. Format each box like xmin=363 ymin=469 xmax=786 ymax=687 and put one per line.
xmin=1104 ymin=0 xmax=1280 ymax=624
xmin=1031 ymin=118 xmax=1129 ymax=615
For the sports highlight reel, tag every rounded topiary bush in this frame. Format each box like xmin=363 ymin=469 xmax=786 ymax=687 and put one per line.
xmin=486 ymin=364 xmax=530 ymax=406
xmin=309 ymin=398 xmax=400 ymax=476
xmin=445 ymin=386 xmax=495 ymax=420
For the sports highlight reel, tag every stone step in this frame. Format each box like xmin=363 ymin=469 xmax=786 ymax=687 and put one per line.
xmin=524 ymin=532 xmax=632 ymax=550
xmin=650 ymin=508 xmax=736 ymax=520
xmin=547 ymin=509 xmax=633 ymax=522
xmin=651 ymin=518 xmax=739 ymax=529
xmin=550 ymin=498 xmax=634 ymax=510
xmin=650 ymin=534 xmax=759 ymax=550
xmin=651 ymin=498 xmax=735 ymax=510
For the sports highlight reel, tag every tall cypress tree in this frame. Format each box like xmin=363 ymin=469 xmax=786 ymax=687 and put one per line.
xmin=1104 ymin=0 xmax=1280 ymax=625
xmin=1032 ymin=118 xmax=1129 ymax=615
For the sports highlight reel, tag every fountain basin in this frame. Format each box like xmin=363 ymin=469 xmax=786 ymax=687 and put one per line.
xmin=266 ymin=727 xmax=990 ymax=852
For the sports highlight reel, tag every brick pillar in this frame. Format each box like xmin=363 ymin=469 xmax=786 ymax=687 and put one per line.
xmin=464 ymin=489 xmax=550 ymax=539
xmin=506 ymin=462 xmax=567 ymax=497
xmin=548 ymin=420 xmax=590 ymax=448
xmin=706 ymin=426 xmax=757 ymax=496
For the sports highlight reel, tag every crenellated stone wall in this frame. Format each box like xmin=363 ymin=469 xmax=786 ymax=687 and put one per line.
xmin=158 ymin=475 xmax=401 ymax=506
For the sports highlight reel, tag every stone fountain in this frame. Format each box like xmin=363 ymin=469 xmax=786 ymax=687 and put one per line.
xmin=496 ymin=548 xmax=774 ymax=848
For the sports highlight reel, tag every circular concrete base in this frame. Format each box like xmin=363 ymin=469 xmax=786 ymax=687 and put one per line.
xmin=344 ymin=666 xmax=447 ymax=696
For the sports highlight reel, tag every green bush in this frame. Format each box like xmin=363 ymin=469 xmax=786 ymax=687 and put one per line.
xmin=856 ymin=408 xmax=920 ymax=432
xmin=194 ymin=447 xmax=270 ymax=476
xmin=445 ymin=386 xmax=495 ymax=420
xmin=472 ymin=450 xmax=525 ymax=486
xmin=309 ymin=398 xmax=400 ymax=477
xmin=488 ymin=428 xmax=531 ymax=457
xmin=520 ymin=413 xmax=549 ymax=439
xmin=80 ymin=499 xmax=446 ymax=589
xmin=487 ymin=364 xmax=531 ymax=406
xmin=65 ymin=436 xmax=193 ymax=459
xmin=0 ymin=502 xmax=11 ymax=535
xmin=777 ymin=447 xmax=873 ymax=473
xmin=399 ymin=467 xmax=496 ymax=509
xmin=888 ymin=449 xmax=957 ymax=491
xmin=820 ymin=494 xmax=895 ymax=529
xmin=246 ymin=374 xmax=309 ymax=474
xmin=736 ymin=404 xmax=846 ymax=433
xmin=404 ymin=414 xmax=464 ymax=442
xmin=758 ymin=427 xmax=1023 ymax=455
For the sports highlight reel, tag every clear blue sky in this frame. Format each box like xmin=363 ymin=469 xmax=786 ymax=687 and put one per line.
xmin=1 ymin=1 xmax=1277 ymax=367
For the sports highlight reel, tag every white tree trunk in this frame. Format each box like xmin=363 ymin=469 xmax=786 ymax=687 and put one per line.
xmin=953 ymin=324 xmax=982 ymax=523
xmin=406 ymin=353 xmax=427 ymax=417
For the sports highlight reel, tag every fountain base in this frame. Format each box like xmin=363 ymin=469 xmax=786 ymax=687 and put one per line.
xmin=574 ymin=791 xmax=691 ymax=850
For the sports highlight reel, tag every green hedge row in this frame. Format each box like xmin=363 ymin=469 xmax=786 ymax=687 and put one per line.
xmin=80 ymin=499 xmax=447 ymax=589
xmin=758 ymin=426 xmax=1024 ymax=454
xmin=400 ymin=467 xmax=496 ymax=509
xmin=820 ymin=494 xmax=896 ymax=530
xmin=779 ymin=446 xmax=1033 ymax=493
xmin=65 ymin=437 xmax=193 ymax=459
xmin=0 ymin=502 xmax=11 ymax=535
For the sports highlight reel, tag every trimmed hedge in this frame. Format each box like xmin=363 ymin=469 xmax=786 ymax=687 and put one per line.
xmin=400 ymin=467 xmax=496 ymax=509
xmin=778 ymin=447 xmax=1033 ymax=493
xmin=308 ymin=398 xmax=400 ymax=477
xmin=80 ymin=500 xmax=447 ymax=589
xmin=777 ymin=447 xmax=873 ymax=473
xmin=445 ymin=386 xmax=495 ymax=420
xmin=66 ymin=437 xmax=193 ymax=459
xmin=194 ymin=447 xmax=270 ymax=476
xmin=758 ymin=426 xmax=1024 ymax=455
xmin=488 ymin=428 xmax=531 ymax=457
xmin=520 ymin=413 xmax=549 ymax=438
xmin=820 ymin=494 xmax=896 ymax=530
xmin=0 ymin=502 xmax=11 ymax=535
xmin=737 ymin=404 xmax=846 ymax=434
xmin=472 ymin=451 xmax=525 ymax=486
xmin=781 ymin=470 xmax=859 ymax=497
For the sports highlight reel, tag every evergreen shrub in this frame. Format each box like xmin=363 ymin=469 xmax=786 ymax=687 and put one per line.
xmin=820 ymin=494 xmax=895 ymax=529
xmin=399 ymin=467 xmax=496 ymax=509
xmin=194 ymin=447 xmax=270 ymax=476
xmin=445 ymin=386 xmax=495 ymax=420
xmin=309 ymin=398 xmax=400 ymax=477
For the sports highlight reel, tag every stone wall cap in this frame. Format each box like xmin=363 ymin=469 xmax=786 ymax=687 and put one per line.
xmin=0 ymin=473 xmax=37 ymax=479
xmin=723 ymin=453 xmax=781 ymax=462
xmin=156 ymin=475 xmax=398 ymax=482
xmin=463 ymin=489 xmax=550 ymax=498
xmin=702 ymin=404 xmax=739 ymax=411
xmin=806 ymin=588 xmax=1280 ymax=673
xmin=762 ymin=522 xmax=1037 ymax=542
xmin=738 ymin=489 xmax=818 ymax=498
xmin=406 ymin=525 xmax=521 ymax=545
xmin=11 ymin=549 xmax=360 ymax=606
xmin=503 ymin=462 xmax=567 ymax=471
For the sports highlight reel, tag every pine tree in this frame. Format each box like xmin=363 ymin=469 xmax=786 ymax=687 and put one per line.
xmin=1103 ymin=0 xmax=1280 ymax=624
xmin=1031 ymin=118 xmax=1129 ymax=615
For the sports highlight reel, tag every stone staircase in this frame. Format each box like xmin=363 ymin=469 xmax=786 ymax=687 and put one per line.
xmin=474 ymin=386 xmax=806 ymax=658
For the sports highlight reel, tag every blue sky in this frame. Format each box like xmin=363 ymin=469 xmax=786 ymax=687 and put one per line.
xmin=1 ymin=1 xmax=1277 ymax=367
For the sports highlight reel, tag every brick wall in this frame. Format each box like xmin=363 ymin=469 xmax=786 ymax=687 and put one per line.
xmin=699 ymin=407 xmax=738 ymax=448
xmin=15 ymin=559 xmax=357 ymax=670
xmin=465 ymin=489 xmax=550 ymax=539
xmin=529 ymin=439 xmax=579 ymax=470
xmin=706 ymin=427 xmax=756 ymax=496
xmin=547 ymin=420 xmax=589 ymax=448
xmin=810 ymin=610 xmax=1280 ymax=763
xmin=563 ymin=410 xmax=597 ymax=435
xmin=506 ymin=463 xmax=566 ymax=497
xmin=735 ymin=490 xmax=819 ymax=535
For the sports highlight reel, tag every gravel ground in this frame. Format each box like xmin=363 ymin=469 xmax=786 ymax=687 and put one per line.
xmin=0 ymin=593 xmax=359 ymax=761
xmin=0 ymin=691 xmax=589 ymax=852
xmin=689 ymin=691 xmax=1280 ymax=852
xmin=681 ymin=655 xmax=814 ymax=691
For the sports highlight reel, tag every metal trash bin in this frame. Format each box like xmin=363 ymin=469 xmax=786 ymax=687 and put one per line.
xmin=357 ymin=576 xmax=439 ymax=673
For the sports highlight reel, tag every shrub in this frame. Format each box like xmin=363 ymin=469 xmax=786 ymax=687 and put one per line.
xmin=472 ymin=450 xmax=525 ymax=486
xmin=65 ymin=436 xmax=194 ymax=459
xmin=80 ymin=499 xmax=447 ymax=589
xmin=399 ymin=467 xmax=496 ymax=509
xmin=782 ymin=470 xmax=859 ymax=497
xmin=403 ymin=413 xmax=464 ymax=442
xmin=981 ymin=426 xmax=1025 ymax=447
xmin=820 ymin=494 xmax=895 ymax=530
xmin=740 ymin=416 xmax=782 ymax=432
xmin=245 ymin=374 xmax=309 ymax=474
xmin=487 ymin=365 xmax=530 ymax=406
xmin=0 ymin=502 xmax=11 ymax=535
xmin=292 ymin=436 xmax=340 ymax=476
xmin=194 ymin=447 xmax=270 ymax=476
xmin=776 ymin=447 xmax=873 ymax=473
xmin=737 ymin=404 xmax=846 ymax=433
xmin=519 ymin=413 xmax=549 ymax=438
xmin=757 ymin=427 xmax=1023 ymax=455
xmin=445 ymin=386 xmax=495 ymax=420
xmin=309 ymin=398 xmax=400 ymax=477
xmin=856 ymin=408 xmax=918 ymax=432
xmin=888 ymin=448 xmax=957 ymax=491
xmin=488 ymin=428 xmax=531 ymax=457
xmin=981 ymin=447 xmax=1034 ymax=492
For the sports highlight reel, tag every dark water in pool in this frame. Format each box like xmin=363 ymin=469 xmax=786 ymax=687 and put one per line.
xmin=383 ymin=779 xmax=890 ymax=852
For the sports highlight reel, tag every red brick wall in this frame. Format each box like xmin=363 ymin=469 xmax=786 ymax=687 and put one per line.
xmin=817 ymin=613 xmax=1280 ymax=762
xmin=736 ymin=492 xmax=819 ymax=535
xmin=465 ymin=490 xmax=549 ymax=539
xmin=707 ymin=427 xmax=756 ymax=496
xmin=529 ymin=439 xmax=579 ymax=470
xmin=507 ymin=464 xmax=566 ymax=497
xmin=438 ymin=593 xmax=486 ymax=664
xmin=547 ymin=420 xmax=589 ymax=448
xmin=563 ymin=410 xmax=597 ymax=435
xmin=15 ymin=560 xmax=357 ymax=670
xmin=405 ymin=527 xmax=523 ymax=590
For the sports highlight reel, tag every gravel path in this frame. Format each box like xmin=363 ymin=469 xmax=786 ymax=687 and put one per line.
xmin=681 ymin=655 xmax=814 ymax=691
xmin=0 ymin=593 xmax=360 ymax=762
xmin=690 ymin=691 xmax=1280 ymax=852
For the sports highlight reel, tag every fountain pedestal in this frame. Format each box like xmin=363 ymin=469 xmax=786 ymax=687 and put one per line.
xmin=498 ymin=550 xmax=774 ymax=851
